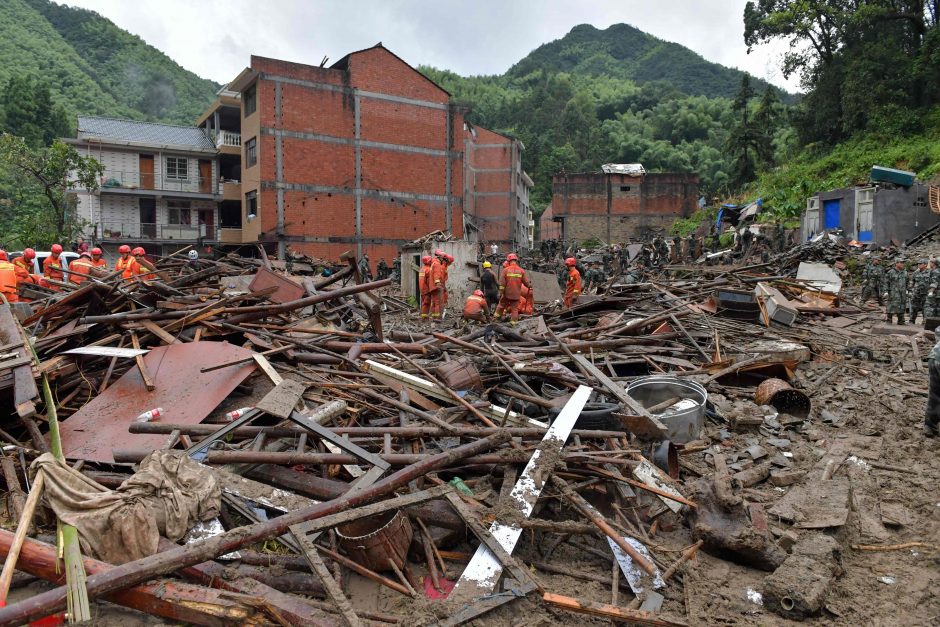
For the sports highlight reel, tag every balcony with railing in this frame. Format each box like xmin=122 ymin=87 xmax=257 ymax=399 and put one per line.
xmin=98 ymin=170 xmax=219 ymax=198
xmin=97 ymin=221 xmax=219 ymax=242
xmin=215 ymin=130 xmax=242 ymax=155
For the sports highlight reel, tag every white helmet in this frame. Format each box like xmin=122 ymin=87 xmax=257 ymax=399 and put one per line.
xmin=188 ymin=250 xmax=199 ymax=260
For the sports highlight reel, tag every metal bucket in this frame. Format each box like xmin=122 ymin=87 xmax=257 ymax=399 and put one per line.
xmin=626 ymin=376 xmax=707 ymax=444
xmin=336 ymin=509 xmax=413 ymax=572
xmin=755 ymin=378 xmax=811 ymax=418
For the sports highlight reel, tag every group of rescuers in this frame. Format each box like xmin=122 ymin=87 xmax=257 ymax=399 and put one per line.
xmin=417 ymin=249 xmax=583 ymax=324
xmin=0 ymin=243 xmax=172 ymax=303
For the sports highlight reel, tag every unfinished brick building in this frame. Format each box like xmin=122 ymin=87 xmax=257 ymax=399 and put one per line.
xmin=463 ymin=125 xmax=533 ymax=250
xmin=551 ymin=168 xmax=699 ymax=243
xmin=207 ymin=45 xmax=467 ymax=267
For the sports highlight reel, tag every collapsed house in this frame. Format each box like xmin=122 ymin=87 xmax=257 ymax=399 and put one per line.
xmin=0 ymin=237 xmax=935 ymax=626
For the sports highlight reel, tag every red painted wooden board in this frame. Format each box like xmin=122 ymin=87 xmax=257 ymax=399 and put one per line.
xmin=57 ymin=341 xmax=257 ymax=463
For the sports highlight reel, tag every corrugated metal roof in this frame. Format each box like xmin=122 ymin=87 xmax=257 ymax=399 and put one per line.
xmin=601 ymin=163 xmax=646 ymax=175
xmin=76 ymin=116 xmax=215 ymax=151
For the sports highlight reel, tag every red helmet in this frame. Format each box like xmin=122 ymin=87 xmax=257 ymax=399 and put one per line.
xmin=118 ymin=244 xmax=131 ymax=254
xmin=445 ymin=254 xmax=454 ymax=263
xmin=473 ymin=289 xmax=483 ymax=297
xmin=80 ymin=252 xmax=92 ymax=258
xmin=434 ymin=249 xmax=445 ymax=257
xmin=22 ymin=248 xmax=35 ymax=260
xmin=51 ymin=244 xmax=63 ymax=254
xmin=0 ymin=251 xmax=7 ymax=261
xmin=91 ymin=247 xmax=102 ymax=256
xmin=565 ymin=257 xmax=577 ymax=267
xmin=421 ymin=255 xmax=432 ymax=265
xmin=132 ymin=247 xmax=145 ymax=256
xmin=506 ymin=253 xmax=518 ymax=262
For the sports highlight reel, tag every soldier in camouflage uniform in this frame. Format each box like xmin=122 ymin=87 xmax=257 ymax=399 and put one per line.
xmin=883 ymin=258 xmax=909 ymax=325
xmin=654 ymin=238 xmax=669 ymax=266
xmin=925 ymin=326 xmax=940 ymax=437
xmin=925 ymin=259 xmax=940 ymax=319
xmin=910 ymin=259 xmax=931 ymax=324
xmin=860 ymin=256 xmax=884 ymax=306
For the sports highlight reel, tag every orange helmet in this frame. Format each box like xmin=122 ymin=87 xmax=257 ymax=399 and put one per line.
xmin=80 ymin=252 xmax=92 ymax=258
xmin=421 ymin=255 xmax=432 ymax=265
xmin=0 ymin=251 xmax=7 ymax=261
xmin=565 ymin=257 xmax=577 ymax=267
xmin=445 ymin=254 xmax=454 ymax=263
xmin=434 ymin=249 xmax=445 ymax=257
xmin=91 ymin=247 xmax=102 ymax=256
xmin=473 ymin=289 xmax=483 ymax=297
xmin=132 ymin=247 xmax=145 ymax=256
xmin=118 ymin=244 xmax=131 ymax=254
xmin=22 ymin=248 xmax=35 ymax=260
xmin=506 ymin=253 xmax=518 ymax=262
xmin=51 ymin=244 xmax=63 ymax=254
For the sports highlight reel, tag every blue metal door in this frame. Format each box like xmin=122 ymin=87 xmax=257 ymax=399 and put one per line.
xmin=823 ymin=199 xmax=840 ymax=229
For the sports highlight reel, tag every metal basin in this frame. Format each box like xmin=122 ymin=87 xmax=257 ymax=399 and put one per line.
xmin=626 ymin=376 xmax=707 ymax=444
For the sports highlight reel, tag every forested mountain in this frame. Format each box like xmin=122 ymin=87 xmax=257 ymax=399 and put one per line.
xmin=0 ymin=0 xmax=218 ymax=126
xmin=508 ymin=23 xmax=783 ymax=100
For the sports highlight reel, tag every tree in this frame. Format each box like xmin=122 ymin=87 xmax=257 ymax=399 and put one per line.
xmin=0 ymin=75 xmax=71 ymax=147
xmin=0 ymin=134 xmax=102 ymax=247
xmin=726 ymin=75 xmax=760 ymax=187
xmin=753 ymin=86 xmax=781 ymax=168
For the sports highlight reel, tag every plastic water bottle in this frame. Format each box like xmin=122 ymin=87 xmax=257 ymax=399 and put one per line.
xmin=224 ymin=407 xmax=253 ymax=422
xmin=134 ymin=407 xmax=164 ymax=423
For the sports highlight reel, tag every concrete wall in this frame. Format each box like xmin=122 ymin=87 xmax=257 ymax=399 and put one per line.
xmin=243 ymin=46 xmax=465 ymax=272
xmin=803 ymin=184 xmax=940 ymax=245
xmin=399 ymin=241 xmax=477 ymax=310
xmin=539 ymin=204 xmax=561 ymax=241
xmin=551 ymin=172 xmax=698 ymax=243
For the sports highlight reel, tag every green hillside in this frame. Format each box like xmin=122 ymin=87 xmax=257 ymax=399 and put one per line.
xmin=509 ymin=23 xmax=786 ymax=101
xmin=0 ymin=0 xmax=218 ymax=126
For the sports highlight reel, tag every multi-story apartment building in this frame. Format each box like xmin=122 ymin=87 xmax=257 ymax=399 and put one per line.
xmin=463 ymin=125 xmax=534 ymax=250
xmin=67 ymin=116 xmax=220 ymax=255
xmin=197 ymin=45 xmax=467 ymax=269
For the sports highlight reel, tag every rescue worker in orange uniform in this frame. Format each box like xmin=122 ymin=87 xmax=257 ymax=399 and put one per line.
xmin=563 ymin=257 xmax=582 ymax=308
xmin=494 ymin=253 xmax=531 ymax=323
xmin=12 ymin=249 xmax=37 ymax=296
xmin=428 ymin=249 xmax=447 ymax=320
xmin=442 ymin=254 xmax=453 ymax=312
xmin=0 ymin=251 xmax=18 ymax=302
xmin=418 ymin=255 xmax=433 ymax=321
xmin=519 ymin=283 xmax=535 ymax=316
xmin=68 ymin=252 xmax=95 ymax=284
xmin=115 ymin=244 xmax=137 ymax=279
xmin=90 ymin=247 xmax=107 ymax=270
xmin=43 ymin=243 xmax=65 ymax=288
xmin=463 ymin=289 xmax=490 ymax=322
xmin=132 ymin=247 xmax=156 ymax=280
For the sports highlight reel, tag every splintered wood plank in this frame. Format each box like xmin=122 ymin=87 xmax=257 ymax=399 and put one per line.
xmin=542 ymin=592 xmax=686 ymax=626
xmin=446 ymin=385 xmax=591 ymax=608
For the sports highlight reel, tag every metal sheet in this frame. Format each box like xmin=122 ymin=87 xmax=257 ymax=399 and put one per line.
xmin=58 ymin=341 xmax=256 ymax=463
xmin=248 ymin=266 xmax=305 ymax=304
xmin=63 ymin=347 xmax=149 ymax=358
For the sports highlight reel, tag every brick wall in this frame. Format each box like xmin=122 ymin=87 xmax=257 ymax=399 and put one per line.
xmin=551 ymin=172 xmax=698 ymax=242
xmin=245 ymin=46 xmax=463 ymax=271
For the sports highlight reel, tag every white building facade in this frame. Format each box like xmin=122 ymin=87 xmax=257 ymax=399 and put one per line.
xmin=67 ymin=116 xmax=221 ymax=256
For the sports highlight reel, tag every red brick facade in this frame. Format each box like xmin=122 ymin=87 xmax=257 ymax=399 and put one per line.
xmin=539 ymin=205 xmax=561 ymax=241
xmin=551 ymin=172 xmax=699 ymax=243
xmin=241 ymin=46 xmax=465 ymax=269
xmin=463 ymin=126 xmax=530 ymax=249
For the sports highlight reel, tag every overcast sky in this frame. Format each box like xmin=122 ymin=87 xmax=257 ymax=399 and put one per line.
xmin=66 ymin=0 xmax=799 ymax=92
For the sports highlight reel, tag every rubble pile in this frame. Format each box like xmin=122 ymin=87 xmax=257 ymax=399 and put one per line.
xmin=0 ymin=244 xmax=936 ymax=626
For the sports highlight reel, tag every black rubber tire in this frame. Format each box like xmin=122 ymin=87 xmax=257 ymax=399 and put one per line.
xmin=549 ymin=402 xmax=621 ymax=430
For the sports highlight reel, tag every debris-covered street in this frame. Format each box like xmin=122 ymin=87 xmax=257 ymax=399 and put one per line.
xmin=0 ymin=235 xmax=936 ymax=627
